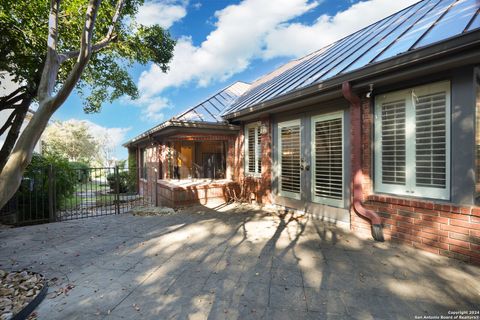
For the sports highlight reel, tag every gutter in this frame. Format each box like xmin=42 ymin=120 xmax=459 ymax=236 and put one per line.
xmin=342 ymin=81 xmax=384 ymax=242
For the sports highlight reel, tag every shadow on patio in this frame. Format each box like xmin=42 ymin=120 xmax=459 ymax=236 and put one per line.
xmin=0 ymin=203 xmax=479 ymax=319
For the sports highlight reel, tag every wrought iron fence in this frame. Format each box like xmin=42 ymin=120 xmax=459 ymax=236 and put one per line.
xmin=0 ymin=166 xmax=156 ymax=225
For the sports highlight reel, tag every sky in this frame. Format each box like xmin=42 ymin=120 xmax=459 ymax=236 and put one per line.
xmin=52 ymin=0 xmax=419 ymax=161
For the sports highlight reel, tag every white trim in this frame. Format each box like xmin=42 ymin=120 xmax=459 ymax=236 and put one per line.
xmin=244 ymin=122 xmax=262 ymax=177
xmin=277 ymin=119 xmax=301 ymax=200
xmin=374 ymin=80 xmax=451 ymax=200
xmin=311 ymin=111 xmax=344 ymax=207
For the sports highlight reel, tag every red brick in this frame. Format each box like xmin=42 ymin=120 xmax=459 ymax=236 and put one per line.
xmin=450 ymin=219 xmax=480 ymax=230
xmin=471 ymin=207 xmax=480 ymax=217
xmin=421 ymin=238 xmax=449 ymax=250
xmin=449 ymin=245 xmax=480 ymax=260
xmin=414 ymin=208 xmax=439 ymax=217
xmin=413 ymin=219 xmax=439 ymax=229
xmin=397 ymin=221 xmax=421 ymax=231
xmin=449 ymin=232 xmax=470 ymax=242
xmin=417 ymin=231 xmax=439 ymax=241
xmin=393 ymin=232 xmax=416 ymax=242
xmin=391 ymin=225 xmax=412 ymax=235
xmin=440 ymin=237 xmax=471 ymax=249
xmin=471 ymin=216 xmax=480 ymax=224
xmin=413 ymin=241 xmax=440 ymax=255
xmin=421 ymin=214 xmax=449 ymax=224
xmin=421 ymin=227 xmax=448 ymax=237
xmin=394 ymin=215 xmax=414 ymax=224
xmin=439 ymin=212 xmax=470 ymax=221
xmin=441 ymin=224 xmax=470 ymax=234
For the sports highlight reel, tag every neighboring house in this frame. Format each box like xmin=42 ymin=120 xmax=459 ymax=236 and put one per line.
xmin=0 ymin=72 xmax=41 ymax=154
xmin=125 ymin=0 xmax=480 ymax=264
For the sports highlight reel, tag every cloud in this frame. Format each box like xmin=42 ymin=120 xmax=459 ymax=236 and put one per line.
xmin=138 ymin=0 xmax=319 ymax=97
xmin=136 ymin=1 xmax=187 ymax=29
xmin=136 ymin=0 xmax=417 ymax=116
xmin=262 ymin=0 xmax=419 ymax=58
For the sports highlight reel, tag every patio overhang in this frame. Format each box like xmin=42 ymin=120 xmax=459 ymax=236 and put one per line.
xmin=123 ymin=120 xmax=240 ymax=148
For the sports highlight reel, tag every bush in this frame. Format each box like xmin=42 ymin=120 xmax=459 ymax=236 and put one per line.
xmin=106 ymin=171 xmax=129 ymax=194
xmin=70 ymin=162 xmax=90 ymax=183
xmin=17 ymin=153 xmax=77 ymax=221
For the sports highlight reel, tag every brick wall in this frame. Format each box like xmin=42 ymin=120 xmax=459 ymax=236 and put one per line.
xmin=232 ymin=117 xmax=273 ymax=205
xmin=353 ymin=97 xmax=480 ymax=265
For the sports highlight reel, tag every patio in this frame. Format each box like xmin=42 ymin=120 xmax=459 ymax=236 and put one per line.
xmin=0 ymin=204 xmax=479 ymax=320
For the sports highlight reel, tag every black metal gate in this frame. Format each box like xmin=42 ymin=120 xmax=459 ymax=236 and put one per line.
xmin=0 ymin=166 xmax=153 ymax=225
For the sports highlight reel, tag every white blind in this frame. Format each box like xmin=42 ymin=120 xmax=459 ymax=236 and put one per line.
xmin=415 ymin=92 xmax=447 ymax=189
xmin=280 ymin=124 xmax=301 ymax=194
xmin=247 ymin=127 xmax=256 ymax=173
xmin=381 ymin=100 xmax=406 ymax=185
xmin=257 ymin=126 xmax=262 ymax=173
xmin=314 ymin=118 xmax=342 ymax=200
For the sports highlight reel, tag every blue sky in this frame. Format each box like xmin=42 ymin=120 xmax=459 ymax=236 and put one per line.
xmin=52 ymin=0 xmax=418 ymax=161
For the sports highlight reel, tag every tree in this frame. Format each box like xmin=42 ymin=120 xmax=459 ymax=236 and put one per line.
xmin=0 ymin=0 xmax=175 ymax=209
xmin=43 ymin=120 xmax=100 ymax=164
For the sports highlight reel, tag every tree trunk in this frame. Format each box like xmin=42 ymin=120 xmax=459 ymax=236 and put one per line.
xmin=0 ymin=95 xmax=32 ymax=174
xmin=0 ymin=98 xmax=55 ymax=209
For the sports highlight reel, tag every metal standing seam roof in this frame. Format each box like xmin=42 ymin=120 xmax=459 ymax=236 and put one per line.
xmin=222 ymin=0 xmax=480 ymax=116
xmin=174 ymin=81 xmax=250 ymax=123
xmin=123 ymin=81 xmax=250 ymax=146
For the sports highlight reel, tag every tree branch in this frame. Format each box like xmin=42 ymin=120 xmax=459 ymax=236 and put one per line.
xmin=51 ymin=0 xmax=101 ymax=110
xmin=59 ymin=0 xmax=124 ymax=63
xmin=59 ymin=34 xmax=117 ymax=62
xmin=38 ymin=0 xmax=60 ymax=102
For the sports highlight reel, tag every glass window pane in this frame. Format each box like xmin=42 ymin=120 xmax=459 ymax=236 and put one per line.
xmin=374 ymin=0 xmax=455 ymax=63
xmin=342 ymin=0 xmax=438 ymax=73
xmin=415 ymin=0 xmax=479 ymax=48
xmin=467 ymin=10 xmax=480 ymax=31
xmin=321 ymin=1 xmax=426 ymax=80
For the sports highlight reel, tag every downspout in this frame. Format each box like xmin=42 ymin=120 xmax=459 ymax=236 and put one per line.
xmin=342 ymin=81 xmax=384 ymax=242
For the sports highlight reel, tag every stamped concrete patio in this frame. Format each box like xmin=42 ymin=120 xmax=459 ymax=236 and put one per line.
xmin=0 ymin=204 xmax=479 ymax=320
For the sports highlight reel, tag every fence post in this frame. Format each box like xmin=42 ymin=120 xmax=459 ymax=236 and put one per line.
xmin=155 ymin=168 xmax=158 ymax=207
xmin=115 ymin=166 xmax=120 ymax=214
xmin=48 ymin=165 xmax=56 ymax=222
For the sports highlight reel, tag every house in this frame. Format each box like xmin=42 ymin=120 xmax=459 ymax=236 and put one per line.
xmin=0 ymin=71 xmax=41 ymax=154
xmin=125 ymin=0 xmax=480 ymax=264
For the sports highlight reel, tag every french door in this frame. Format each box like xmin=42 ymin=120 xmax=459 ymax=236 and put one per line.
xmin=277 ymin=112 xmax=344 ymax=206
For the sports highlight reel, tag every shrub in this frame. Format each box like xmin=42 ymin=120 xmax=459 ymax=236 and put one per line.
xmin=17 ymin=153 xmax=77 ymax=221
xmin=70 ymin=161 xmax=90 ymax=183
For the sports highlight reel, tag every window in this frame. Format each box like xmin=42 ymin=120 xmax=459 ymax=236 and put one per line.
xmin=278 ymin=119 xmax=301 ymax=200
xmin=140 ymin=148 xmax=147 ymax=179
xmin=374 ymin=81 xmax=450 ymax=200
xmin=311 ymin=112 xmax=344 ymax=206
xmin=245 ymin=123 xmax=262 ymax=176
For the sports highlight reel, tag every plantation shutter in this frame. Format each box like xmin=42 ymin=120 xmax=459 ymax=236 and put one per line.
xmin=381 ymin=100 xmax=406 ymax=185
xmin=279 ymin=121 xmax=301 ymax=199
xmin=247 ymin=127 xmax=256 ymax=173
xmin=312 ymin=114 xmax=343 ymax=206
xmin=257 ymin=126 xmax=262 ymax=174
xmin=374 ymin=81 xmax=450 ymax=200
xmin=415 ymin=92 xmax=447 ymax=189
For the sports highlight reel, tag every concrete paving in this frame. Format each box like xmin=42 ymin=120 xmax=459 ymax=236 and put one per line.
xmin=0 ymin=204 xmax=479 ymax=320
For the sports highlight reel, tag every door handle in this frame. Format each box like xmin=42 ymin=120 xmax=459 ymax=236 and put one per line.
xmin=300 ymin=159 xmax=310 ymax=171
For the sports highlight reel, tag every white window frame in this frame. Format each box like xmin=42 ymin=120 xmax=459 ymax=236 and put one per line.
xmin=277 ymin=119 xmax=302 ymax=200
xmin=244 ymin=122 xmax=262 ymax=177
xmin=311 ymin=111 xmax=344 ymax=207
xmin=374 ymin=81 xmax=451 ymax=200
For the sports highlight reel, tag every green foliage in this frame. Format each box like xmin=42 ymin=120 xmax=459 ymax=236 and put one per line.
xmin=19 ymin=153 xmax=77 ymax=217
xmin=42 ymin=120 xmax=101 ymax=165
xmin=106 ymin=170 xmax=134 ymax=194
xmin=70 ymin=161 xmax=90 ymax=183
xmin=0 ymin=0 xmax=175 ymax=112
